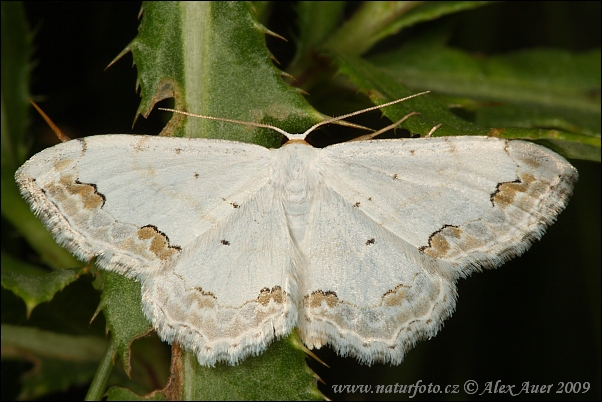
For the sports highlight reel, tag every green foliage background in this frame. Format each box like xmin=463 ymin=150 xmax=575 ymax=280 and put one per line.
xmin=2 ymin=2 xmax=600 ymax=400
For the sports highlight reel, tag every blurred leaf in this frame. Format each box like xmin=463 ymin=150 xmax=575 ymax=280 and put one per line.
xmin=1 ymin=1 xmax=31 ymax=170
xmin=368 ymin=42 xmax=601 ymax=161
xmin=329 ymin=50 xmax=599 ymax=160
xmin=106 ymin=386 xmax=165 ymax=401
xmin=326 ymin=1 xmax=492 ymax=56
xmin=288 ymin=1 xmax=346 ymax=77
xmin=1 ymin=1 xmax=79 ymax=270
xmin=2 ymin=324 xmax=106 ymax=361
xmin=2 ymin=324 xmax=106 ymax=400
xmin=1 ymin=257 xmax=85 ymax=317
xmin=374 ymin=45 xmax=600 ymax=106
xmin=20 ymin=359 xmax=100 ymax=400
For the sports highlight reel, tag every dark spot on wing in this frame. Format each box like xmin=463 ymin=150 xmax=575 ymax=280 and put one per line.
xmin=490 ymin=178 xmax=522 ymax=206
xmin=418 ymin=224 xmax=461 ymax=257
xmin=72 ymin=179 xmax=106 ymax=208
xmin=304 ymin=290 xmax=340 ymax=308
xmin=193 ymin=287 xmax=216 ymax=298
xmin=257 ymin=286 xmax=284 ymax=305
xmin=137 ymin=224 xmax=182 ymax=259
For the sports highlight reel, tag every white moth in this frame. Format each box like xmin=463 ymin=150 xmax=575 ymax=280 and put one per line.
xmin=15 ymin=94 xmax=577 ymax=366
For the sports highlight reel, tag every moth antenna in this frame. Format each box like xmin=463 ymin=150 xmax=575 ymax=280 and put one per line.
xmin=301 ymin=91 xmax=430 ymax=137
xmin=160 ymin=90 xmax=430 ymax=141
xmin=425 ymin=123 xmax=443 ymax=138
xmin=29 ymin=99 xmax=71 ymax=143
xmin=159 ymin=108 xmax=293 ymax=138
xmin=349 ymin=112 xmax=421 ymax=142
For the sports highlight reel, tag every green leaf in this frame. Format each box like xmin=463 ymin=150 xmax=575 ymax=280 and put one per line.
xmin=1 ymin=324 xmax=106 ymax=362
xmin=1 ymin=2 xmax=79 ymax=270
xmin=1 ymin=256 xmax=86 ymax=317
xmin=98 ymin=271 xmax=153 ymax=377
xmin=328 ymin=50 xmax=481 ymax=136
xmin=105 ymin=386 xmax=165 ymax=401
xmin=173 ymin=333 xmax=321 ymax=401
xmin=1 ymin=1 xmax=31 ymax=169
xmin=116 ymin=2 xmax=322 ymax=146
xmin=328 ymin=50 xmax=599 ymax=161
xmin=326 ymin=1 xmax=493 ymax=56
xmin=288 ymin=1 xmax=346 ymax=77
xmin=371 ymin=45 xmax=601 ymax=134
xmin=1 ymin=324 xmax=106 ymax=400
xmin=85 ymin=334 xmax=171 ymax=401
